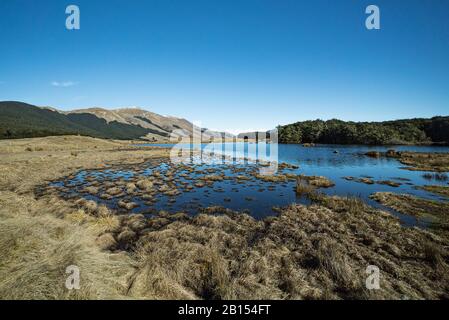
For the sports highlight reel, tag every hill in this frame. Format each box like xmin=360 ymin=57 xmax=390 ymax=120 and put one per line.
xmin=67 ymin=107 xmax=234 ymax=141
xmin=0 ymin=101 xmax=234 ymax=141
xmin=0 ymin=102 xmax=153 ymax=140
xmin=277 ymin=117 xmax=449 ymax=145
xmin=67 ymin=107 xmax=191 ymax=137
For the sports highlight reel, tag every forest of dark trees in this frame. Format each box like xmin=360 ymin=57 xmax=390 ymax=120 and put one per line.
xmin=277 ymin=117 xmax=449 ymax=145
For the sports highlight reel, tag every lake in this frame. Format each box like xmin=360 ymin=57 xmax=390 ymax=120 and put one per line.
xmin=50 ymin=143 xmax=449 ymax=227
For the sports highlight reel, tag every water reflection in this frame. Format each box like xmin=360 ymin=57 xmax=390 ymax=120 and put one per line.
xmin=50 ymin=143 xmax=449 ymax=226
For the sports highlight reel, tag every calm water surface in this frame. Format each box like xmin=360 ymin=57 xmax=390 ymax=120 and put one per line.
xmin=52 ymin=143 xmax=449 ymax=227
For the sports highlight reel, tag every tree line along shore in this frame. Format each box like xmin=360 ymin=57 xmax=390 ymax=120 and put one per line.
xmin=277 ymin=117 xmax=449 ymax=145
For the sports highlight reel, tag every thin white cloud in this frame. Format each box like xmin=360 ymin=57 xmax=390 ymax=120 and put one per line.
xmin=51 ymin=81 xmax=78 ymax=87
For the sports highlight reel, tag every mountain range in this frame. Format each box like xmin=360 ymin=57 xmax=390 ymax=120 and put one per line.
xmin=0 ymin=101 xmax=230 ymax=141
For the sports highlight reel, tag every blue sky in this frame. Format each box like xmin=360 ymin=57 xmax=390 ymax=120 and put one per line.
xmin=1 ymin=0 xmax=448 ymax=133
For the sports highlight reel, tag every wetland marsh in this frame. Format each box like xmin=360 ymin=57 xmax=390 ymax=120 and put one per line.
xmin=1 ymin=137 xmax=448 ymax=300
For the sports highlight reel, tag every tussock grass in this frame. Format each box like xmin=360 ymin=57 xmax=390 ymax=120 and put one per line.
xmin=370 ymin=192 xmax=449 ymax=223
xmin=0 ymin=192 xmax=133 ymax=299
xmin=124 ymin=197 xmax=448 ymax=300
xmin=397 ymin=152 xmax=449 ymax=172
xmin=0 ymin=136 xmax=167 ymax=299
xmin=296 ymin=175 xmax=335 ymax=195
xmin=417 ymin=185 xmax=449 ymax=197
xmin=296 ymin=178 xmax=316 ymax=195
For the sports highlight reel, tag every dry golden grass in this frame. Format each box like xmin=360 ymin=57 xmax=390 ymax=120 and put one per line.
xmin=366 ymin=150 xmax=449 ymax=172
xmin=0 ymin=135 xmax=121 ymax=154
xmin=297 ymin=175 xmax=335 ymax=189
xmin=0 ymin=191 xmax=133 ymax=299
xmin=125 ymin=198 xmax=449 ymax=299
xmin=0 ymin=136 xmax=167 ymax=299
xmin=0 ymin=135 xmax=169 ymax=194
xmin=371 ymin=192 xmax=449 ymax=241
xmin=396 ymin=152 xmax=449 ymax=172
xmin=370 ymin=192 xmax=449 ymax=222
xmin=417 ymin=185 xmax=449 ymax=198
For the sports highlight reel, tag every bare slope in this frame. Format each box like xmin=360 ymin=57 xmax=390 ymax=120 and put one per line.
xmin=0 ymin=101 xmax=234 ymax=141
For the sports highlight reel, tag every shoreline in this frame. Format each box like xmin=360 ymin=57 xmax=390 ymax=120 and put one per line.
xmin=132 ymin=140 xmax=449 ymax=147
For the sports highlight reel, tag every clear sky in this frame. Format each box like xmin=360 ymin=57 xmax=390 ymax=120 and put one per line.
xmin=1 ymin=0 xmax=448 ymax=134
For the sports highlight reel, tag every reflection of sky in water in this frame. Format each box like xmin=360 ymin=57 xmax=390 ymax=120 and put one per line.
xmin=53 ymin=144 xmax=449 ymax=227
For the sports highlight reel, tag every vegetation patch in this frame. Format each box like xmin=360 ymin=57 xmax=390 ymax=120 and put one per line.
xmin=377 ymin=180 xmax=402 ymax=188
xmin=369 ymin=150 xmax=449 ymax=172
xmin=416 ymin=185 xmax=449 ymax=198
xmin=128 ymin=196 xmax=449 ymax=299
xmin=298 ymin=175 xmax=335 ymax=188
xmin=370 ymin=192 xmax=449 ymax=238
xmin=397 ymin=152 xmax=449 ymax=172
xmin=343 ymin=177 xmax=374 ymax=185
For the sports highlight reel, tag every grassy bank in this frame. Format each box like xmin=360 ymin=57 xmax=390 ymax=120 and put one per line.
xmin=364 ymin=150 xmax=449 ymax=172
xmin=371 ymin=192 xmax=449 ymax=238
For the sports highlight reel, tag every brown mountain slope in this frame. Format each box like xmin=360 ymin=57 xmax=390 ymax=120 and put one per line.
xmin=66 ymin=107 xmax=232 ymax=141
